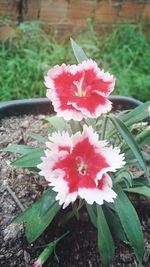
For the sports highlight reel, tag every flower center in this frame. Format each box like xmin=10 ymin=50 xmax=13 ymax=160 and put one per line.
xmin=77 ymin=162 xmax=88 ymax=175
xmin=76 ymin=157 xmax=88 ymax=175
xmin=73 ymin=74 xmax=86 ymax=97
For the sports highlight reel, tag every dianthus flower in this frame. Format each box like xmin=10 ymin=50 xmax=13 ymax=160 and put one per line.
xmin=45 ymin=59 xmax=115 ymax=121
xmin=38 ymin=126 xmax=125 ymax=208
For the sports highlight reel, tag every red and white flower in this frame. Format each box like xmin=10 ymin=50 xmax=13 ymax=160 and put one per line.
xmin=38 ymin=126 xmax=125 ymax=208
xmin=45 ymin=59 xmax=115 ymax=121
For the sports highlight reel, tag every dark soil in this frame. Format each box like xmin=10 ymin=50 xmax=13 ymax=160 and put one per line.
xmin=0 ymin=114 xmax=150 ymax=267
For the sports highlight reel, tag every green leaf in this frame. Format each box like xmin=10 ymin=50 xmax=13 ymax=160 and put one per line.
xmin=97 ymin=205 xmax=115 ymax=267
xmin=135 ymin=127 xmax=150 ymax=146
xmin=86 ymin=204 xmax=97 ymax=228
xmin=11 ymin=147 xmax=45 ymax=167
xmin=15 ymin=189 xmax=61 ymax=242
xmin=132 ymin=176 xmax=150 ymax=187
xmin=46 ymin=116 xmax=66 ymax=132
xmin=107 ymin=102 xmax=150 ymax=139
xmin=70 ymin=38 xmax=88 ymax=63
xmin=124 ymin=186 xmax=150 ymax=197
xmin=69 ymin=120 xmax=82 ymax=133
xmin=109 ymin=115 xmax=147 ymax=175
xmin=86 ymin=118 xmax=96 ymax=128
xmin=27 ymin=131 xmax=48 ymax=143
xmin=125 ymin=150 xmax=150 ymax=164
xmin=103 ymin=205 xmax=127 ymax=243
xmin=114 ymin=185 xmax=144 ymax=263
xmin=119 ymin=101 xmax=150 ymax=127
xmin=114 ymin=170 xmax=133 ymax=188
xmin=2 ymin=144 xmax=35 ymax=155
xmin=40 ymin=188 xmax=57 ymax=216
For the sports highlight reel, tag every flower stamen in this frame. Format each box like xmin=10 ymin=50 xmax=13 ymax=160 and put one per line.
xmin=77 ymin=162 xmax=88 ymax=175
xmin=74 ymin=74 xmax=86 ymax=97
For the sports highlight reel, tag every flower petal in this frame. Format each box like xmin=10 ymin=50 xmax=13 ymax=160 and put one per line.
xmin=71 ymin=93 xmax=112 ymax=118
xmin=50 ymin=177 xmax=78 ymax=208
xmin=46 ymin=131 xmax=72 ymax=152
xmin=78 ymin=174 xmax=117 ymax=205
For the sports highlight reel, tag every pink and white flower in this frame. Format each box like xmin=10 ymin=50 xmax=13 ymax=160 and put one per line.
xmin=38 ymin=126 xmax=125 ymax=208
xmin=28 ymin=259 xmax=41 ymax=267
xmin=45 ymin=59 xmax=115 ymax=121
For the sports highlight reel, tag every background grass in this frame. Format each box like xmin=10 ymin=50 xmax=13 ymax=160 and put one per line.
xmin=0 ymin=22 xmax=149 ymax=102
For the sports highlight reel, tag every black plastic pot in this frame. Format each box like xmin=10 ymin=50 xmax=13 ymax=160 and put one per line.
xmin=0 ymin=96 xmax=142 ymax=120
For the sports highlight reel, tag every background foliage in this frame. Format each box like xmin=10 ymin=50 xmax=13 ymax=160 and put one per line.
xmin=0 ymin=22 xmax=149 ymax=102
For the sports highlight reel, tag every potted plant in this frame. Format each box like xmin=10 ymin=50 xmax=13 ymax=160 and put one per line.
xmin=1 ymin=39 xmax=150 ymax=267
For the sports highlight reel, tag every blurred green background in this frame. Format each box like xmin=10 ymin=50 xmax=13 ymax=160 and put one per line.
xmin=0 ymin=21 xmax=149 ymax=102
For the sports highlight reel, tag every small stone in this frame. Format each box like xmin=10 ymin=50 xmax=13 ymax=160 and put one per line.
xmin=18 ymin=191 xmax=26 ymax=198
xmin=38 ymin=114 xmax=46 ymax=120
xmin=74 ymin=253 xmax=79 ymax=260
xmin=0 ymin=126 xmax=5 ymax=132
xmin=3 ymin=223 xmax=23 ymax=241
xmin=17 ymin=174 xmax=24 ymax=179
xmin=0 ymin=255 xmax=5 ymax=259
xmin=5 ymin=252 xmax=13 ymax=259
xmin=24 ymin=250 xmax=31 ymax=264
xmin=16 ymin=250 xmax=23 ymax=257
xmin=21 ymin=120 xmax=29 ymax=128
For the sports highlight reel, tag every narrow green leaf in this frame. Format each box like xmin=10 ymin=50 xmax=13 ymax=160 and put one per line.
xmin=11 ymin=147 xmax=44 ymax=167
xmin=124 ymin=186 xmax=150 ymax=197
xmin=2 ymin=144 xmax=34 ymax=155
xmin=125 ymin=150 xmax=150 ymax=163
xmin=27 ymin=131 xmax=48 ymax=143
xmin=114 ymin=185 xmax=144 ymax=263
xmin=135 ymin=127 xmax=150 ymax=146
xmin=15 ymin=189 xmax=61 ymax=242
xmin=97 ymin=205 xmax=115 ymax=267
xmin=114 ymin=170 xmax=133 ymax=188
xmin=119 ymin=101 xmax=150 ymax=126
xmin=86 ymin=204 xmax=97 ymax=228
xmin=109 ymin=115 xmax=147 ymax=175
xmin=46 ymin=116 xmax=66 ymax=132
xmin=132 ymin=176 xmax=150 ymax=187
xmin=107 ymin=101 xmax=150 ymax=139
xmin=122 ymin=126 xmax=150 ymax=154
xmin=103 ymin=205 xmax=127 ymax=243
xmin=70 ymin=38 xmax=88 ymax=63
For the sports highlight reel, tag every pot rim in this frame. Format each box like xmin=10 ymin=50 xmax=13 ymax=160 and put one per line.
xmin=0 ymin=96 xmax=142 ymax=119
